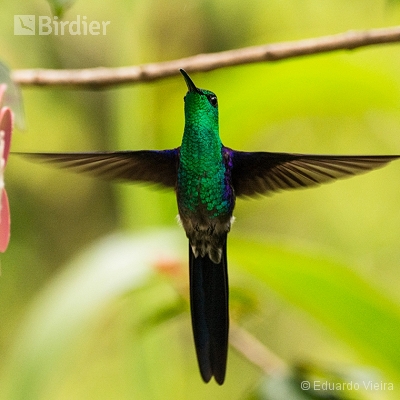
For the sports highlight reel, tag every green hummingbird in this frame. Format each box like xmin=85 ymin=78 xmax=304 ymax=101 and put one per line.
xmin=22 ymin=69 xmax=400 ymax=384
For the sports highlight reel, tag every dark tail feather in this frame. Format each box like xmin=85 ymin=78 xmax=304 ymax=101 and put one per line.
xmin=189 ymin=242 xmax=229 ymax=385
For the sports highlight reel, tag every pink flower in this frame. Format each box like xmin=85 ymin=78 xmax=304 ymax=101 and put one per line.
xmin=0 ymin=84 xmax=13 ymax=252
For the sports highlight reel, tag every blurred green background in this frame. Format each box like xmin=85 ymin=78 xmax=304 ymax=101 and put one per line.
xmin=1 ymin=0 xmax=400 ymax=399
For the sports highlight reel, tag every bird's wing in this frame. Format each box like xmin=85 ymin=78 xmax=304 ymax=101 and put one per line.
xmin=228 ymin=149 xmax=400 ymax=197
xmin=18 ymin=150 xmax=180 ymax=188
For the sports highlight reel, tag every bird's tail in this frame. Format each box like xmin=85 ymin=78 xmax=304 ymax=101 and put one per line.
xmin=189 ymin=241 xmax=229 ymax=385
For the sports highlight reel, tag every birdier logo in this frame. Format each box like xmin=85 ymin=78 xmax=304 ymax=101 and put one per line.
xmin=14 ymin=15 xmax=35 ymax=35
xmin=14 ymin=15 xmax=110 ymax=36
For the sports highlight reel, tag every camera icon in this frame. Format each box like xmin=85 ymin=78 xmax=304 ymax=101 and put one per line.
xmin=14 ymin=15 xmax=36 ymax=35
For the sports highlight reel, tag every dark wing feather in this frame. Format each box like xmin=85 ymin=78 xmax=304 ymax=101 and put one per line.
xmin=228 ymin=149 xmax=400 ymax=197
xmin=17 ymin=150 xmax=180 ymax=188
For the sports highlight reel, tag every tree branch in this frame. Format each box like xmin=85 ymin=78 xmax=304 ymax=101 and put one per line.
xmin=11 ymin=25 xmax=400 ymax=88
xmin=229 ymin=323 xmax=289 ymax=377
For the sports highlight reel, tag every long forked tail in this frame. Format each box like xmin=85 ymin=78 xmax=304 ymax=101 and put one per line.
xmin=189 ymin=241 xmax=229 ymax=385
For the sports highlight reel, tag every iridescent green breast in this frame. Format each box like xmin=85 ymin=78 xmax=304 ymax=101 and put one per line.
xmin=177 ymin=82 xmax=233 ymax=218
xmin=178 ymin=127 xmax=230 ymax=217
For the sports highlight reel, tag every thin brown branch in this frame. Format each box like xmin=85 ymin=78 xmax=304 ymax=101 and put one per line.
xmin=229 ymin=323 xmax=289 ymax=377
xmin=11 ymin=25 xmax=400 ymax=88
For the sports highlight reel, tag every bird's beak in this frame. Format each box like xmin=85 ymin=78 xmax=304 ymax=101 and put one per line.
xmin=180 ymin=69 xmax=199 ymax=93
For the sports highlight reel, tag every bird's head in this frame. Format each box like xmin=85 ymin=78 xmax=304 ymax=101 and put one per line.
xmin=180 ymin=69 xmax=219 ymax=131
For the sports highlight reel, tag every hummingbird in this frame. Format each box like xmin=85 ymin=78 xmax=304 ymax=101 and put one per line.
xmin=21 ymin=69 xmax=400 ymax=384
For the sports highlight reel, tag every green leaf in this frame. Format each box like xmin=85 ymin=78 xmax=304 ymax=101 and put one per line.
xmin=46 ymin=0 xmax=75 ymax=17
xmin=137 ymin=298 xmax=187 ymax=334
xmin=2 ymin=229 xmax=184 ymax=400
xmin=230 ymin=237 xmax=400 ymax=382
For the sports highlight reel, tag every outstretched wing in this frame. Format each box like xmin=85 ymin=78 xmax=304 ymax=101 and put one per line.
xmin=228 ymin=150 xmax=400 ymax=197
xmin=18 ymin=150 xmax=180 ymax=188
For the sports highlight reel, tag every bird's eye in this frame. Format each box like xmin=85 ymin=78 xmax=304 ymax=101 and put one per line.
xmin=207 ymin=95 xmax=218 ymax=107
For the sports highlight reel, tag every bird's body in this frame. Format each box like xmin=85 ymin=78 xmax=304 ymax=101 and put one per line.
xmin=178 ymin=74 xmax=234 ymax=263
xmin=177 ymin=73 xmax=234 ymax=382
xmin=20 ymin=70 xmax=400 ymax=385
